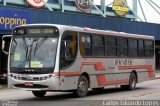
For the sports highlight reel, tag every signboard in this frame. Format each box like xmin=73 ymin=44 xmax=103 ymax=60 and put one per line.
xmin=26 ymin=0 xmax=48 ymax=8
xmin=75 ymin=0 xmax=93 ymax=12
xmin=112 ymin=0 xmax=129 ymax=16
xmin=0 ymin=9 xmax=31 ymax=30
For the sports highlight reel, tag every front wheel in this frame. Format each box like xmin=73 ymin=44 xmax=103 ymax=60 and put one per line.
xmin=73 ymin=76 xmax=89 ymax=98
xmin=121 ymin=72 xmax=137 ymax=90
xmin=32 ymin=91 xmax=46 ymax=97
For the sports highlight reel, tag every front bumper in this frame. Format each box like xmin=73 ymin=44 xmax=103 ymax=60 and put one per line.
xmin=8 ymin=74 xmax=60 ymax=91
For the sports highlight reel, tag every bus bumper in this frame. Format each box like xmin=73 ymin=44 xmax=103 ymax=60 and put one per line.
xmin=8 ymin=75 xmax=60 ymax=91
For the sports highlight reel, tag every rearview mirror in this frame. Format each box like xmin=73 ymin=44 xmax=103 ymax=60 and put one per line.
xmin=2 ymin=35 xmax=12 ymax=55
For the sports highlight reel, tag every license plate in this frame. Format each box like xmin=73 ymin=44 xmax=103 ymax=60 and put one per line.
xmin=25 ymin=82 xmax=33 ymax=87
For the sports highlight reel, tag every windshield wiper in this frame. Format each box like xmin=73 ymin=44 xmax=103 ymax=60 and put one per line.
xmin=34 ymin=37 xmax=47 ymax=56
xmin=23 ymin=37 xmax=34 ymax=60
xmin=11 ymin=38 xmax=17 ymax=53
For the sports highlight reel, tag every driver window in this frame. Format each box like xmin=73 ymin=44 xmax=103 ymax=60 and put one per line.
xmin=60 ymin=31 xmax=77 ymax=69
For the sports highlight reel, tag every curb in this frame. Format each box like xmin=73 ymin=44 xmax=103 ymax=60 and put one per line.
xmin=155 ymin=77 xmax=160 ymax=79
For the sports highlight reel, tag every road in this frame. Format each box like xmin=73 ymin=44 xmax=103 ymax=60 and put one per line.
xmin=0 ymin=79 xmax=160 ymax=106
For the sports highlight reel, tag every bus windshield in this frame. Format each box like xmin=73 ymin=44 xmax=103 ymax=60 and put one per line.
xmin=10 ymin=36 xmax=58 ymax=68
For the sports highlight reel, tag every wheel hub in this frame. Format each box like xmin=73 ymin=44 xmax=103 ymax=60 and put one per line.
xmin=79 ymin=81 xmax=87 ymax=93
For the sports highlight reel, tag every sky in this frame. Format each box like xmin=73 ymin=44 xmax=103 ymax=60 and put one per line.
xmin=94 ymin=0 xmax=160 ymax=24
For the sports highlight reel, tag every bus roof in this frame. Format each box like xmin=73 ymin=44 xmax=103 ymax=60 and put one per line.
xmin=17 ymin=24 xmax=154 ymax=40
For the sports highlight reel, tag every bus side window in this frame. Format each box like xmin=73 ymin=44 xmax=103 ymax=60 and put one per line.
xmin=79 ymin=33 xmax=92 ymax=56
xmin=145 ymin=40 xmax=154 ymax=57
xmin=105 ymin=36 xmax=117 ymax=57
xmin=117 ymin=37 xmax=128 ymax=57
xmin=60 ymin=31 xmax=77 ymax=69
xmin=92 ymin=35 xmax=105 ymax=56
xmin=138 ymin=40 xmax=145 ymax=57
xmin=128 ymin=39 xmax=138 ymax=57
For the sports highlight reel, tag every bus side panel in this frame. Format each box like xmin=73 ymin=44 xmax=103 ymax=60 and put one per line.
xmin=59 ymin=57 xmax=114 ymax=90
xmin=113 ymin=59 xmax=155 ymax=83
xmin=145 ymin=59 xmax=155 ymax=80
xmin=59 ymin=57 xmax=82 ymax=90
xmin=59 ymin=57 xmax=155 ymax=91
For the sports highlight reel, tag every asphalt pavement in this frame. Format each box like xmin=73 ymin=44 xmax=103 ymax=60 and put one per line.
xmin=1 ymin=79 xmax=160 ymax=106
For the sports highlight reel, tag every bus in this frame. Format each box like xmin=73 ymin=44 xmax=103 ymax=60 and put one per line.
xmin=4 ymin=24 xmax=155 ymax=97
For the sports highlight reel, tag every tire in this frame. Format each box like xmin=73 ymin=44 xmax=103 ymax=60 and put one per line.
xmin=73 ymin=76 xmax=89 ymax=98
xmin=32 ymin=91 xmax=46 ymax=97
xmin=121 ymin=72 xmax=137 ymax=90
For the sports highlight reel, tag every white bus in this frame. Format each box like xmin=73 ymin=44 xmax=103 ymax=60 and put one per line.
xmin=5 ymin=24 xmax=155 ymax=97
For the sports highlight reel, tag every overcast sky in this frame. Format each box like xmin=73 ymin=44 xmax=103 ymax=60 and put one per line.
xmin=94 ymin=0 xmax=160 ymax=24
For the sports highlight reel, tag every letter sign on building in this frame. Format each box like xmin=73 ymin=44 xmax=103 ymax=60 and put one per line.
xmin=112 ymin=0 xmax=129 ymax=16
xmin=0 ymin=9 xmax=31 ymax=30
xmin=75 ymin=0 xmax=93 ymax=12
xmin=26 ymin=0 xmax=48 ymax=8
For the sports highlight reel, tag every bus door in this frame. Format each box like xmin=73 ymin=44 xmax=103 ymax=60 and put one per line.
xmin=59 ymin=31 xmax=78 ymax=89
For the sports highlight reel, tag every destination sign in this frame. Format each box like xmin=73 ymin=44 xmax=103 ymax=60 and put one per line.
xmin=14 ymin=28 xmax=58 ymax=35
xmin=28 ymin=29 xmax=55 ymax=34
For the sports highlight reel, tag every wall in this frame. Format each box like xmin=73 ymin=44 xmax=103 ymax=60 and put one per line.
xmin=0 ymin=5 xmax=160 ymax=39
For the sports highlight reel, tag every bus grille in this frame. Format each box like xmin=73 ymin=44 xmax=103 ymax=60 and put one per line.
xmin=10 ymin=74 xmax=52 ymax=81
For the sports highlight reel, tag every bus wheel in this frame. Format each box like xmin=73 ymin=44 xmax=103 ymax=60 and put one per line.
xmin=32 ymin=91 xmax=46 ymax=97
xmin=121 ymin=72 xmax=137 ymax=90
xmin=73 ymin=76 xmax=89 ymax=98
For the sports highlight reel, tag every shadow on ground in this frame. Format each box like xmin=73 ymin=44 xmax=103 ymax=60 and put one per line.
xmin=21 ymin=87 xmax=148 ymax=101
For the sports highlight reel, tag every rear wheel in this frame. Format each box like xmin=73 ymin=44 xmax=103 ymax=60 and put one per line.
xmin=32 ymin=91 xmax=46 ymax=97
xmin=121 ymin=72 xmax=137 ymax=90
xmin=73 ymin=76 xmax=89 ymax=98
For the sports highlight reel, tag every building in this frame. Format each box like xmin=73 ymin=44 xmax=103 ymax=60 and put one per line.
xmin=0 ymin=0 xmax=160 ymax=81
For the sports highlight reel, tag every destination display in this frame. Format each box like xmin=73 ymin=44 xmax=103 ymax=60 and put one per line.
xmin=14 ymin=28 xmax=58 ymax=35
xmin=28 ymin=29 xmax=55 ymax=34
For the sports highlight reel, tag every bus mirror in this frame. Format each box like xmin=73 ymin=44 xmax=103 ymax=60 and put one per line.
xmin=2 ymin=35 xmax=12 ymax=55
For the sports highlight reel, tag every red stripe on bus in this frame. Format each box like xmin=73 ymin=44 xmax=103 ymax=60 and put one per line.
xmin=55 ymin=62 xmax=105 ymax=76
xmin=80 ymin=62 xmax=105 ymax=71
xmin=96 ymin=75 xmax=107 ymax=86
xmin=146 ymin=65 xmax=155 ymax=78
xmin=54 ymin=71 xmax=80 ymax=76
xmin=96 ymin=77 xmax=129 ymax=86
xmin=106 ymin=79 xmax=129 ymax=85
xmin=118 ymin=65 xmax=155 ymax=78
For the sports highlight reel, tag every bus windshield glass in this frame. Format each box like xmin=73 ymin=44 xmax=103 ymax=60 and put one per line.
xmin=10 ymin=27 xmax=59 ymax=69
